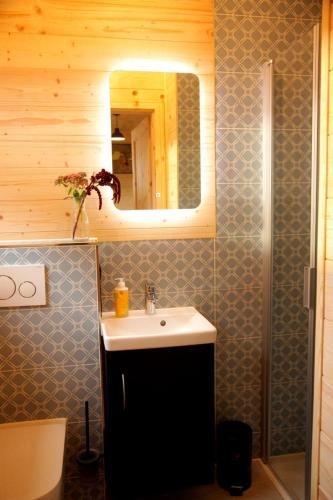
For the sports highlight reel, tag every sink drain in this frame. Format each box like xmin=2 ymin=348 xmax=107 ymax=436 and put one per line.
xmin=160 ymin=320 xmax=166 ymax=327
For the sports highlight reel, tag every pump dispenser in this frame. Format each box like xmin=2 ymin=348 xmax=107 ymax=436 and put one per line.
xmin=114 ymin=278 xmax=129 ymax=318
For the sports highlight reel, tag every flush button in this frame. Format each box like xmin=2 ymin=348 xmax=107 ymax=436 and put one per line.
xmin=19 ymin=281 xmax=37 ymax=298
xmin=0 ymin=275 xmax=16 ymax=300
xmin=0 ymin=265 xmax=46 ymax=307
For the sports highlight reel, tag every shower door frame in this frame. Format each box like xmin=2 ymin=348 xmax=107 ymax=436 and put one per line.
xmin=305 ymin=22 xmax=320 ymax=499
xmin=262 ymin=59 xmax=274 ymax=465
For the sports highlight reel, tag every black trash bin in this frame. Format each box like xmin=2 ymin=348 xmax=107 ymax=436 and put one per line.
xmin=216 ymin=420 xmax=252 ymax=496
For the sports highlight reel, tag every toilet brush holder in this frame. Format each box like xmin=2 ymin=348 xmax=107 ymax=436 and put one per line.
xmin=76 ymin=400 xmax=100 ymax=467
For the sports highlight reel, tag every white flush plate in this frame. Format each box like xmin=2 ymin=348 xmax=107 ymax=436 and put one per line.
xmin=0 ymin=265 xmax=46 ymax=307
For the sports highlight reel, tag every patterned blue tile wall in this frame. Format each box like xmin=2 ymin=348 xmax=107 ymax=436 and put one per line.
xmin=177 ymin=73 xmax=201 ymax=208
xmin=99 ymin=236 xmax=263 ymax=456
xmin=215 ymin=0 xmax=321 ymax=456
xmin=0 ymin=244 xmax=101 ymax=495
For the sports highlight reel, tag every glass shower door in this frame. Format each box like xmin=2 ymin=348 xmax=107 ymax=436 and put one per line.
xmin=263 ymin=22 xmax=320 ymax=500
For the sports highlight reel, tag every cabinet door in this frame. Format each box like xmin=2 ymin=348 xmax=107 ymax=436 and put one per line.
xmin=104 ymin=344 xmax=214 ymax=497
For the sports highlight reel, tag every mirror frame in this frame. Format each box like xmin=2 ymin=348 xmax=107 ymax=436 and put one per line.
xmin=100 ymin=63 xmax=215 ymax=241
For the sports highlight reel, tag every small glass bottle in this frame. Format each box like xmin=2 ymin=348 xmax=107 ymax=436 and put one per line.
xmin=72 ymin=198 xmax=90 ymax=239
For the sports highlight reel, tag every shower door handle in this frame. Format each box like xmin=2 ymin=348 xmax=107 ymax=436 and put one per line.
xmin=303 ymin=267 xmax=316 ymax=310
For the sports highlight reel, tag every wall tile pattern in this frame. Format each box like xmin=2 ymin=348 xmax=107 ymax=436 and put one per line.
xmin=215 ymin=0 xmax=320 ymax=456
xmin=99 ymin=235 xmax=263 ymax=458
xmin=215 ymin=0 xmax=321 ymax=18
xmin=177 ymin=73 xmax=201 ymax=208
xmin=0 ymin=244 xmax=101 ymax=495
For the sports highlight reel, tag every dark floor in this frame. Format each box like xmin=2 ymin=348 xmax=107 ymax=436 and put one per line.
xmin=64 ymin=461 xmax=283 ymax=500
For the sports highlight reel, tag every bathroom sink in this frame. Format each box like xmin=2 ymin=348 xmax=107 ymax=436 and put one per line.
xmin=100 ymin=307 xmax=217 ymax=351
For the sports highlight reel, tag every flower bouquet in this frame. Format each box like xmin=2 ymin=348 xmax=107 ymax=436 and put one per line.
xmin=55 ymin=169 xmax=121 ymax=239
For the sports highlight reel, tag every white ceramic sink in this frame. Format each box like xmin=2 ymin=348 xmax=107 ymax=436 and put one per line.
xmin=101 ymin=307 xmax=217 ymax=351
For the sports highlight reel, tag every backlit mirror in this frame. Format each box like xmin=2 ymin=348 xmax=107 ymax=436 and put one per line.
xmin=110 ymin=71 xmax=200 ymax=210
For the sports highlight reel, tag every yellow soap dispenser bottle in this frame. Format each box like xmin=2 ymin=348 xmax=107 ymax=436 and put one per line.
xmin=114 ymin=278 xmax=129 ymax=318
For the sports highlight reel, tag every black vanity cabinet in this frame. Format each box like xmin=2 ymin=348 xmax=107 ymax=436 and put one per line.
xmin=102 ymin=343 xmax=215 ymax=499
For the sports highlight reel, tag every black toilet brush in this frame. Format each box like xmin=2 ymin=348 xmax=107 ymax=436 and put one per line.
xmin=76 ymin=400 xmax=100 ymax=467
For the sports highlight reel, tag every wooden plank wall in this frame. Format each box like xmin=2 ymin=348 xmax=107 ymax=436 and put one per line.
xmin=0 ymin=0 xmax=214 ymax=241
xmin=314 ymin=1 xmax=333 ymax=497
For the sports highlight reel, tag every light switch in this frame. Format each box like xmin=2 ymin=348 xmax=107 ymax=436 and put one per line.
xmin=0 ymin=265 xmax=46 ymax=307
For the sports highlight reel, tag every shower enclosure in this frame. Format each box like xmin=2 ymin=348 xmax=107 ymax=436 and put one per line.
xmin=263 ymin=23 xmax=320 ymax=500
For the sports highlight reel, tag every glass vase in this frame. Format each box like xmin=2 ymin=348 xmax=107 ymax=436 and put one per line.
xmin=72 ymin=198 xmax=90 ymax=240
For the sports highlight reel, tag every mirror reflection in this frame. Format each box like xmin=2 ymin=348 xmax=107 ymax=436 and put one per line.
xmin=110 ymin=71 xmax=201 ymax=210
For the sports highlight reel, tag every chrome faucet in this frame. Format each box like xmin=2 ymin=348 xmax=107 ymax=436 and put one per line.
xmin=145 ymin=283 xmax=157 ymax=315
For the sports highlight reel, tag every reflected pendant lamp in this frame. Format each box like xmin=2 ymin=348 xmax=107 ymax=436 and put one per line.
xmin=112 ymin=113 xmax=125 ymax=142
